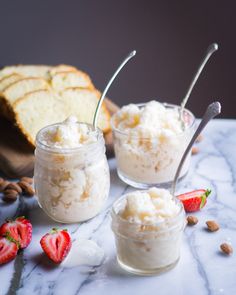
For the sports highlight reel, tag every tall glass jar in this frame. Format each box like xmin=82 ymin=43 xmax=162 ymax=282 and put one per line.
xmin=111 ymin=103 xmax=196 ymax=189
xmin=34 ymin=123 xmax=110 ymax=223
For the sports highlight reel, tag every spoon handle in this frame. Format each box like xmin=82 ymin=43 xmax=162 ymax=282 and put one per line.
xmin=172 ymin=101 xmax=221 ymax=196
xmin=180 ymin=43 xmax=218 ymax=115
xmin=93 ymin=50 xmax=136 ymax=129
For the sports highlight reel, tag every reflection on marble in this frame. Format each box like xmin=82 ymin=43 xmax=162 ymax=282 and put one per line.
xmin=0 ymin=119 xmax=236 ymax=295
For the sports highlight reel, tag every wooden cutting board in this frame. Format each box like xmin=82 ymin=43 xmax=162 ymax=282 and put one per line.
xmin=0 ymin=99 xmax=119 ymax=179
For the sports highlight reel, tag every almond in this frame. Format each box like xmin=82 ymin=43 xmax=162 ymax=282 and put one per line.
xmin=20 ymin=177 xmax=33 ymax=185
xmin=18 ymin=181 xmax=35 ymax=197
xmin=3 ymin=189 xmax=19 ymax=202
xmin=220 ymin=243 xmax=233 ymax=255
xmin=196 ymin=134 xmax=203 ymax=143
xmin=187 ymin=215 xmax=198 ymax=225
xmin=206 ymin=220 xmax=220 ymax=232
xmin=0 ymin=180 xmax=10 ymax=192
xmin=5 ymin=182 xmax=22 ymax=194
xmin=191 ymin=146 xmax=199 ymax=155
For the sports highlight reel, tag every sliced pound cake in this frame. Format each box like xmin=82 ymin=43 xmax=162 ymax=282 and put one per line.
xmin=0 ymin=64 xmax=111 ymax=147
xmin=51 ymin=71 xmax=94 ymax=91
xmin=0 ymin=73 xmax=23 ymax=92
xmin=0 ymin=65 xmax=52 ymax=78
xmin=14 ymin=88 xmax=110 ymax=146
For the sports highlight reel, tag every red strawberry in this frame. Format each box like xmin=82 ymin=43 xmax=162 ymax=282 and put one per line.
xmin=0 ymin=216 xmax=32 ymax=249
xmin=40 ymin=228 xmax=71 ymax=263
xmin=0 ymin=232 xmax=19 ymax=265
xmin=177 ymin=189 xmax=211 ymax=212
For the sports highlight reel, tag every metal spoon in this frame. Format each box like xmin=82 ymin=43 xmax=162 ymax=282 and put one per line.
xmin=93 ymin=50 xmax=136 ymax=129
xmin=171 ymin=101 xmax=221 ymax=196
xmin=179 ymin=43 xmax=218 ymax=125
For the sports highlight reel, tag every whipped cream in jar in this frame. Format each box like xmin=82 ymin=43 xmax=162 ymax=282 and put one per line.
xmin=111 ymin=188 xmax=186 ymax=275
xmin=34 ymin=116 xmax=110 ymax=223
xmin=111 ymin=101 xmax=195 ymax=189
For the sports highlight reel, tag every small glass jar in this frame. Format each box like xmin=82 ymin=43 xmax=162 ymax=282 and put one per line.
xmin=111 ymin=193 xmax=186 ymax=275
xmin=34 ymin=123 xmax=110 ymax=223
xmin=111 ymin=103 xmax=196 ymax=189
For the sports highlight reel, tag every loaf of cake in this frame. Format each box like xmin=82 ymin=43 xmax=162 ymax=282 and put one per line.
xmin=0 ymin=64 xmax=111 ymax=146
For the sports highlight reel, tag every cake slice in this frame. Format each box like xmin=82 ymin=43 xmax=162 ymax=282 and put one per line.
xmin=60 ymin=88 xmax=110 ymax=132
xmin=0 ymin=73 xmax=23 ymax=92
xmin=3 ymin=78 xmax=49 ymax=105
xmin=0 ymin=65 xmax=52 ymax=78
xmin=51 ymin=71 xmax=94 ymax=91
xmin=49 ymin=64 xmax=78 ymax=75
xmin=13 ymin=88 xmax=110 ymax=146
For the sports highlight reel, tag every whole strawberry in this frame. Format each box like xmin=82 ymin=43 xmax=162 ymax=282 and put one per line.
xmin=40 ymin=228 xmax=71 ymax=263
xmin=177 ymin=189 xmax=211 ymax=212
xmin=0 ymin=216 xmax=32 ymax=249
xmin=0 ymin=232 xmax=19 ymax=265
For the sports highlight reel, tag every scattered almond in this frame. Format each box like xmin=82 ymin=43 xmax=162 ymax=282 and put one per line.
xmin=196 ymin=134 xmax=203 ymax=143
xmin=0 ymin=180 xmax=10 ymax=192
xmin=18 ymin=181 xmax=35 ymax=197
xmin=5 ymin=182 xmax=22 ymax=194
xmin=20 ymin=177 xmax=33 ymax=185
xmin=191 ymin=146 xmax=199 ymax=155
xmin=2 ymin=189 xmax=19 ymax=202
xmin=220 ymin=243 xmax=233 ymax=255
xmin=206 ymin=220 xmax=220 ymax=232
xmin=187 ymin=215 xmax=198 ymax=225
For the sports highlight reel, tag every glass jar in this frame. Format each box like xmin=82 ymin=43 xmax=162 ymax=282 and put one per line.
xmin=111 ymin=103 xmax=196 ymax=189
xmin=34 ymin=123 xmax=110 ymax=223
xmin=111 ymin=193 xmax=186 ymax=275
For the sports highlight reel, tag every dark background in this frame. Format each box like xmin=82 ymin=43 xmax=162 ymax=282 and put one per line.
xmin=0 ymin=0 xmax=235 ymax=118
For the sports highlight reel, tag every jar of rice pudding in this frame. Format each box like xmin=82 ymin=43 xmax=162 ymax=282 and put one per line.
xmin=111 ymin=188 xmax=186 ymax=275
xmin=111 ymin=101 xmax=195 ymax=188
xmin=34 ymin=116 xmax=110 ymax=223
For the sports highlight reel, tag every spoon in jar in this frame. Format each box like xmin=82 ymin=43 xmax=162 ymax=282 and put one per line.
xmin=93 ymin=50 xmax=136 ymax=129
xmin=171 ymin=101 xmax=221 ymax=196
xmin=179 ymin=43 xmax=218 ymax=127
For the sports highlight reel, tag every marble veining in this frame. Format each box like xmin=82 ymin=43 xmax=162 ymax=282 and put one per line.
xmin=0 ymin=119 xmax=236 ymax=295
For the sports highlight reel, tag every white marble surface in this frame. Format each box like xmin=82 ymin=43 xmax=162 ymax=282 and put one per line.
xmin=0 ymin=119 xmax=236 ymax=295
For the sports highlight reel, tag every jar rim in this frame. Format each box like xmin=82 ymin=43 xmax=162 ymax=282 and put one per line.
xmin=111 ymin=102 xmax=196 ymax=139
xmin=111 ymin=191 xmax=185 ymax=232
xmin=35 ymin=121 xmax=104 ymax=153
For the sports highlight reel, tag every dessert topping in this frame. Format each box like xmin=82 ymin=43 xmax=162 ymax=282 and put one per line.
xmin=177 ymin=189 xmax=211 ymax=212
xmin=206 ymin=220 xmax=220 ymax=232
xmin=187 ymin=215 xmax=198 ymax=225
xmin=0 ymin=216 xmax=32 ymax=249
xmin=40 ymin=228 xmax=72 ymax=263
xmin=0 ymin=232 xmax=19 ymax=265
xmin=220 ymin=243 xmax=233 ymax=255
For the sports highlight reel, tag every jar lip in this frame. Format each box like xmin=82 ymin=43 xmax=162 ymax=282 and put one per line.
xmin=111 ymin=191 xmax=185 ymax=230
xmin=35 ymin=121 xmax=104 ymax=153
xmin=111 ymin=102 xmax=196 ymax=139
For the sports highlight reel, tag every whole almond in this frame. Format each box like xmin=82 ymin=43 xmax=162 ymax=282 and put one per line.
xmin=18 ymin=181 xmax=35 ymax=197
xmin=5 ymin=182 xmax=22 ymax=194
xmin=196 ymin=134 xmax=203 ymax=143
xmin=20 ymin=177 xmax=33 ymax=185
xmin=192 ymin=146 xmax=199 ymax=155
xmin=187 ymin=215 xmax=198 ymax=226
xmin=220 ymin=243 xmax=233 ymax=255
xmin=0 ymin=177 xmax=4 ymax=185
xmin=3 ymin=189 xmax=19 ymax=202
xmin=206 ymin=220 xmax=220 ymax=232
xmin=0 ymin=180 xmax=10 ymax=192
